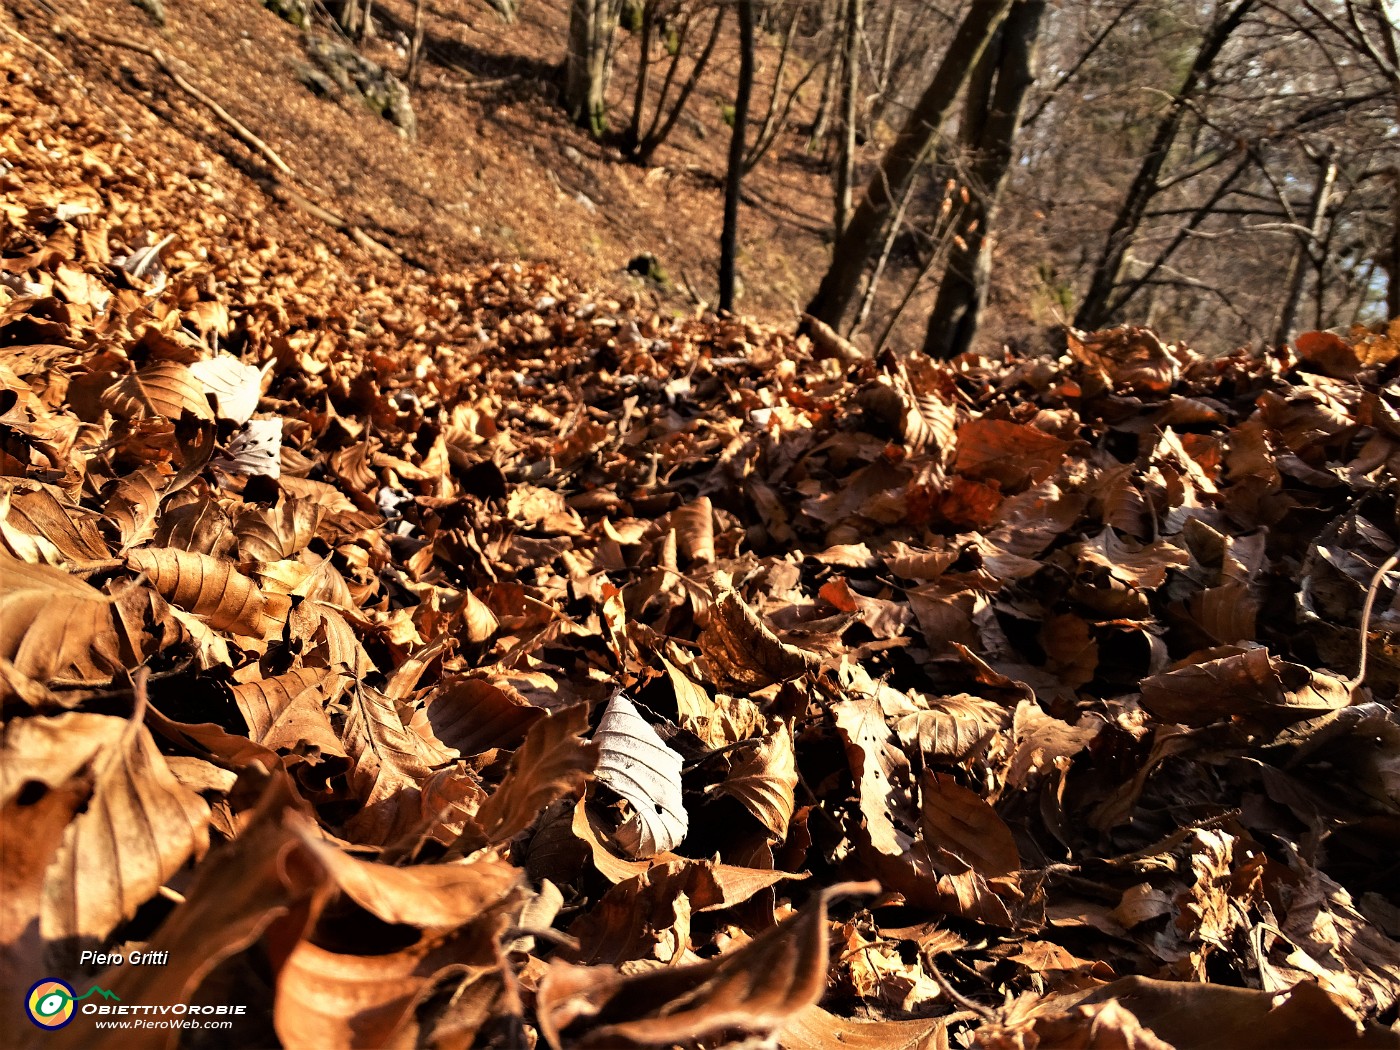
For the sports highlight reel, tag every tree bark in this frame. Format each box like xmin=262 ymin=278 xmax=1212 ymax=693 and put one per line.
xmin=407 ymin=0 xmax=427 ymax=87
xmin=923 ymin=0 xmax=1045 ymax=360
xmin=565 ymin=0 xmax=624 ymax=136
xmin=834 ymin=0 xmax=863 ymax=239
xmin=808 ymin=0 xmax=842 ymax=152
xmin=624 ymin=0 xmax=657 ymax=153
xmin=1073 ymin=0 xmax=1257 ymax=332
xmin=719 ymin=0 xmax=757 ymax=313
xmin=1367 ymin=0 xmax=1400 ymax=318
xmin=804 ymin=0 xmax=1014 ymax=330
xmin=1275 ymin=150 xmax=1338 ymax=346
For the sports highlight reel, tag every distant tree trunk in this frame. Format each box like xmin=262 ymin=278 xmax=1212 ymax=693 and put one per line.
xmin=407 ymin=0 xmax=427 ymax=87
xmin=1275 ymin=150 xmax=1338 ymax=346
xmin=834 ymin=0 xmax=863 ymax=239
xmin=1371 ymin=0 xmax=1400 ymax=318
xmin=923 ymin=0 xmax=1045 ymax=360
xmin=340 ymin=0 xmax=369 ymax=39
xmin=624 ymin=0 xmax=658 ymax=153
xmin=719 ymin=0 xmax=757 ymax=313
xmin=809 ymin=0 xmax=842 ymax=152
xmin=744 ymin=6 xmax=803 ymax=172
xmin=1074 ymin=0 xmax=1257 ymax=332
xmin=565 ymin=0 xmax=625 ymax=136
xmin=631 ymin=6 xmax=725 ymax=164
xmin=804 ymin=0 xmax=1014 ymax=330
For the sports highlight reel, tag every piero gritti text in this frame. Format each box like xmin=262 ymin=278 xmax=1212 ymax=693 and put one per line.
xmin=80 ymin=950 xmax=170 ymax=966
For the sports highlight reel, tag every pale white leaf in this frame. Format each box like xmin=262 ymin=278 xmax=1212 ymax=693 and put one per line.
xmin=219 ymin=418 xmax=282 ymax=478
xmin=593 ymin=694 xmax=687 ymax=858
xmin=189 ymin=354 xmax=264 ymax=425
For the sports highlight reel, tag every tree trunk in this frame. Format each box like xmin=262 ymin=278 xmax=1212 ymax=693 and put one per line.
xmin=804 ymin=0 xmax=1014 ymax=330
xmin=407 ymin=0 xmax=427 ymax=87
xmin=924 ymin=0 xmax=1045 ymax=360
xmin=834 ymin=0 xmax=863 ymax=239
xmin=808 ymin=0 xmax=842 ymax=153
xmin=1275 ymin=151 xmax=1338 ymax=346
xmin=719 ymin=0 xmax=757 ymax=313
xmin=634 ymin=6 xmax=725 ymax=164
xmin=565 ymin=0 xmax=624 ymax=136
xmin=624 ymin=0 xmax=657 ymax=153
xmin=1073 ymin=0 xmax=1257 ymax=332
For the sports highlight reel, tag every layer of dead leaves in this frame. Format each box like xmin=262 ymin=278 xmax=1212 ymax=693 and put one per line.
xmin=5 ymin=41 xmax=1400 ymax=1050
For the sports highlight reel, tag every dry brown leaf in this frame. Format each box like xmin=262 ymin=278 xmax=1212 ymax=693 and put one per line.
xmin=700 ymin=585 xmax=823 ymax=691
xmin=954 ymin=418 xmax=1072 ymax=492
xmin=127 ymin=546 xmax=290 ymax=638
xmin=919 ymin=770 xmax=1021 ymax=877
xmin=537 ymin=881 xmax=877 ymax=1048
xmin=711 ymin=720 xmax=798 ymax=840
xmin=1139 ymin=645 xmax=1351 ymax=725
xmin=101 ymin=361 xmax=213 ymax=422
xmin=463 ymin=703 xmax=598 ymax=850
xmin=14 ymin=702 xmax=209 ymax=950
xmin=0 ymin=485 xmax=111 ymax=566
xmin=0 ymin=552 xmax=177 ymax=687
xmin=778 ymin=1005 xmax=952 ymax=1050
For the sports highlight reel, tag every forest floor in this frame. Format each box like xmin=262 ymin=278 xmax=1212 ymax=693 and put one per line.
xmin=5 ymin=6 xmax=1400 ymax=1050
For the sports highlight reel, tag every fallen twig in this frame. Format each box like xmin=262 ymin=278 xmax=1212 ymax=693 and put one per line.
xmin=79 ymin=30 xmax=295 ymax=178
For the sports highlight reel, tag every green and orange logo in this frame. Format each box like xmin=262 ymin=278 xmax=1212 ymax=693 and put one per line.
xmin=25 ymin=979 xmax=120 ymax=1030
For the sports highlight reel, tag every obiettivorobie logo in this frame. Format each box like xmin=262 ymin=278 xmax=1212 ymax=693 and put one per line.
xmin=25 ymin=979 xmax=120 ymax=1030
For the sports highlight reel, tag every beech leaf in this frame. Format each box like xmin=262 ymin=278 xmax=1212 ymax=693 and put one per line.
xmin=593 ymin=694 xmax=688 ymax=858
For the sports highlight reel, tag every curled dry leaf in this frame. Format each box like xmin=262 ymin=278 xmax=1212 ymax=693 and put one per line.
xmin=228 ymin=668 xmax=350 ymax=771
xmin=1068 ymin=325 xmax=1181 ymax=395
xmin=0 ymin=552 xmax=177 ymax=687
xmin=700 ymin=585 xmax=823 ymax=691
xmin=1139 ymin=645 xmax=1352 ymax=725
xmin=711 ymin=720 xmax=798 ymax=840
xmin=669 ymin=495 xmax=716 ymax=565
xmin=8 ymin=701 xmax=209 ymax=951
xmin=566 ymin=856 xmax=805 ymax=964
xmin=464 ymin=703 xmax=598 ymax=850
xmin=833 ymin=689 xmax=917 ymax=857
xmin=127 ymin=546 xmax=290 ymax=638
xmin=537 ymin=881 xmax=878 ymax=1049
xmin=217 ymin=417 xmax=282 ymax=478
xmin=0 ymin=485 xmax=111 ymax=567
xmin=779 ymin=1006 xmax=954 ymax=1050
xmin=593 ymin=694 xmax=688 ymax=858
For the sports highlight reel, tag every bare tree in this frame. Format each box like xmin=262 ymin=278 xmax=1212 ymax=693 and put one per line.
xmin=720 ymin=0 xmax=758 ymax=312
xmin=804 ymin=0 xmax=1014 ymax=331
xmin=1073 ymin=0 xmax=1258 ymax=331
xmin=833 ymin=0 xmax=863 ymax=238
xmin=625 ymin=2 xmax=726 ymax=162
xmin=924 ymin=0 xmax=1046 ymax=359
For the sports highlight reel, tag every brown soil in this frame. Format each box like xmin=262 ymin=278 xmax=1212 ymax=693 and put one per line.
xmin=3 ymin=0 xmax=838 ymax=324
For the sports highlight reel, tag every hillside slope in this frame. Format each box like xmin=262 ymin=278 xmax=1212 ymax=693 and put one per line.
xmin=4 ymin=0 xmax=838 ymax=322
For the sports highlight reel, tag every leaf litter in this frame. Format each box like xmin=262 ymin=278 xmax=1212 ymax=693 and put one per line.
xmin=4 ymin=37 xmax=1400 ymax=1050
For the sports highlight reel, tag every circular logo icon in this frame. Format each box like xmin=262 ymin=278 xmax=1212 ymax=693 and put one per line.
xmin=26 ymin=979 xmax=77 ymax=1029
